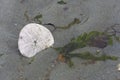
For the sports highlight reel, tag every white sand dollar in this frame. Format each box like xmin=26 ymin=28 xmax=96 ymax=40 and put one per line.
xmin=18 ymin=23 xmax=54 ymax=58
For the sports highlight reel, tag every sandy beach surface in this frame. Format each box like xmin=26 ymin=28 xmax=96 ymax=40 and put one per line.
xmin=0 ymin=0 xmax=120 ymax=80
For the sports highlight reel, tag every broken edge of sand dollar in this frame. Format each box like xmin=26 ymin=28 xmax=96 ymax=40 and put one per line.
xmin=18 ymin=23 xmax=54 ymax=58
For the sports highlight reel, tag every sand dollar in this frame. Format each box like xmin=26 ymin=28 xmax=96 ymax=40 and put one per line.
xmin=18 ymin=23 xmax=54 ymax=58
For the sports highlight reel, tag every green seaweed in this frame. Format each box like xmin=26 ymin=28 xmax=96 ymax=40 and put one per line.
xmin=56 ymin=18 xmax=80 ymax=29
xmin=67 ymin=18 xmax=80 ymax=27
xmin=68 ymin=52 xmax=118 ymax=61
xmin=71 ymin=31 xmax=102 ymax=43
xmin=71 ymin=31 xmax=114 ymax=48
xmin=28 ymin=57 xmax=35 ymax=64
xmin=57 ymin=0 xmax=67 ymax=4
xmin=85 ymin=31 xmax=102 ymax=41
xmin=54 ymin=30 xmax=119 ymax=67
xmin=55 ymin=31 xmax=117 ymax=54
xmin=33 ymin=14 xmax=42 ymax=24
xmin=107 ymin=37 xmax=113 ymax=45
xmin=44 ymin=18 xmax=80 ymax=31
xmin=65 ymin=52 xmax=118 ymax=67
xmin=59 ymin=42 xmax=86 ymax=53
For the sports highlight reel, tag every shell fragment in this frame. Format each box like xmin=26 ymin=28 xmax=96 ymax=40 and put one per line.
xmin=18 ymin=23 xmax=54 ymax=58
